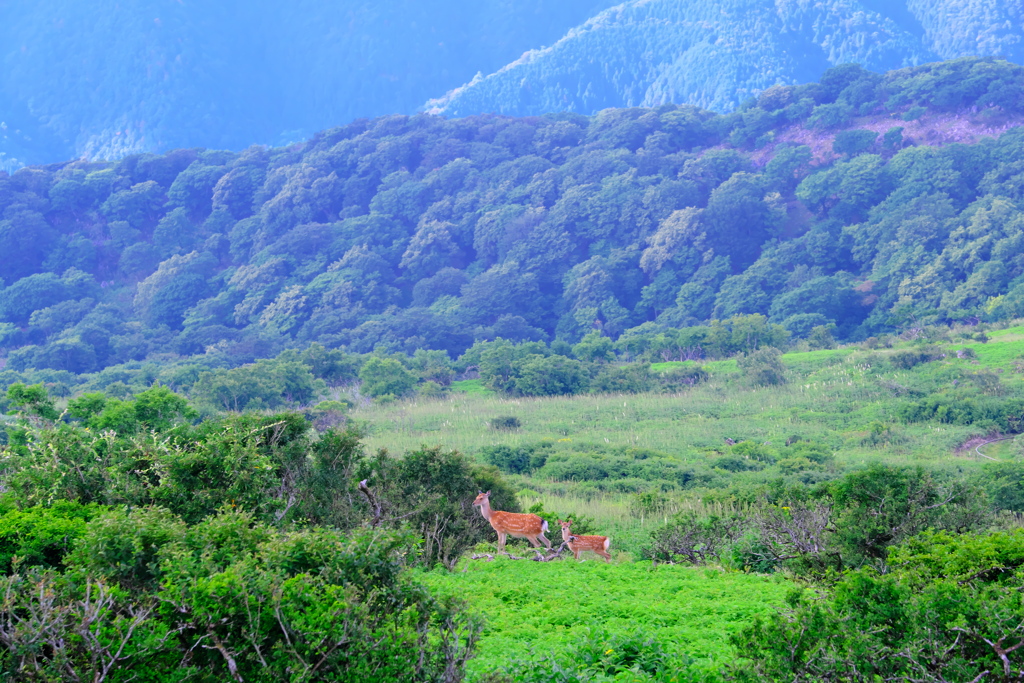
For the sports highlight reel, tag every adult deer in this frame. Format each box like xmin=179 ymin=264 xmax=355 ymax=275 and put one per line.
xmin=472 ymin=491 xmax=551 ymax=551
xmin=558 ymin=519 xmax=611 ymax=562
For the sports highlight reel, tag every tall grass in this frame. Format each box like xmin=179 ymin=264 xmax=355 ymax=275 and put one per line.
xmin=353 ymin=351 xmax=1005 ymax=463
xmin=351 ymin=332 xmax=1024 ymax=551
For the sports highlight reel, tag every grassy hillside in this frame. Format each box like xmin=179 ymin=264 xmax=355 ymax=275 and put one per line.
xmin=347 ymin=328 xmax=1024 ymax=564
xmin=355 ymin=332 xmax=1024 ymax=459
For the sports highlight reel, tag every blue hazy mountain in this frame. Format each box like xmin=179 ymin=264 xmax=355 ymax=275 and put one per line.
xmin=427 ymin=0 xmax=1024 ymax=117
xmin=0 ymin=0 xmax=615 ymax=167
xmin=2 ymin=0 xmax=1023 ymax=167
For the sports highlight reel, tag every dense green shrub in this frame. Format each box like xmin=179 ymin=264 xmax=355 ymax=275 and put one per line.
xmin=498 ymin=627 xmax=673 ymax=683
xmin=981 ymin=460 xmax=1024 ymax=512
xmin=192 ymin=358 xmax=325 ymax=411
xmin=590 ymin=362 xmax=653 ymax=394
xmin=489 ymin=415 xmax=522 ymax=431
xmin=515 ymin=355 xmax=590 ymax=397
xmin=890 ymin=346 xmax=942 ymax=369
xmin=830 ymin=464 xmax=986 ymax=565
xmin=536 ymin=448 xmax=697 ymax=490
xmin=737 ymin=347 xmax=787 ymax=386
xmin=897 ymin=395 xmax=1024 ymax=429
xmin=659 ymin=364 xmax=709 ymax=390
xmin=732 ymin=529 xmax=1024 ymax=682
xmin=481 ymin=442 xmax=551 ymax=474
xmin=645 ymin=511 xmax=744 ymax=565
xmin=0 ymin=510 xmax=480 ymax=683
xmin=6 ymin=394 xmax=369 ymax=527
xmin=358 ymin=356 xmax=417 ymax=399
xmin=832 ymin=129 xmax=877 ymax=157
xmin=360 ymin=446 xmax=521 ymax=568
xmin=0 ymin=502 xmax=100 ymax=573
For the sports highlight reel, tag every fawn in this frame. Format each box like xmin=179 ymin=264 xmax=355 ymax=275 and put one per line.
xmin=473 ymin=490 xmax=551 ymax=551
xmin=558 ymin=519 xmax=611 ymax=562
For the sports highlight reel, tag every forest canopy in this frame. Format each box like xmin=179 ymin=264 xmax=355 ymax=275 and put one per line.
xmin=4 ymin=58 xmax=1024 ymax=389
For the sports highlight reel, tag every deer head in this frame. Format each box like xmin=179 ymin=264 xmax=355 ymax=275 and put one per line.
xmin=472 ymin=491 xmax=491 ymax=507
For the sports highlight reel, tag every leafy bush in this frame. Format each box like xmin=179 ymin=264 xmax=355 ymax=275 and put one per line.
xmin=737 ymin=347 xmax=787 ymax=386
xmin=9 ymin=509 xmax=480 ymax=683
xmin=69 ymin=506 xmax=188 ymax=590
xmin=0 ymin=502 xmax=100 ymax=573
xmin=645 ymin=512 xmax=744 ymax=565
xmin=981 ymin=460 xmax=1024 ymax=512
xmin=499 ymin=627 xmax=675 ymax=683
xmin=832 ymin=129 xmax=877 ymax=156
xmin=515 ymin=355 xmax=590 ymax=397
xmin=481 ymin=442 xmax=550 ymax=474
xmin=712 ymin=455 xmax=762 ymax=472
xmin=359 ymin=357 xmax=416 ymax=399
xmin=890 ymin=346 xmax=941 ymax=369
xmin=732 ymin=529 xmax=1024 ymax=682
xmin=659 ymin=364 xmax=709 ymax=390
xmin=830 ymin=464 xmax=986 ymax=565
xmin=360 ymin=446 xmax=520 ymax=568
xmin=590 ymin=363 xmax=653 ymax=394
xmin=6 ymin=401 xmax=369 ymax=526
xmin=731 ymin=440 xmax=777 ymax=464
xmin=897 ymin=395 xmax=1024 ymax=429
xmin=489 ymin=415 xmax=522 ymax=431
xmin=537 ymin=448 xmax=698 ymax=490
xmin=306 ymin=399 xmax=350 ymax=431
xmin=808 ymin=102 xmax=853 ymax=129
xmin=629 ymin=491 xmax=670 ymax=521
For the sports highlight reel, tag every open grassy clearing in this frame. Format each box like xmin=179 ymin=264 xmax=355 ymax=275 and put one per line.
xmin=421 ymin=558 xmax=791 ymax=681
xmin=356 ymin=339 xmax=1024 ymax=464
xmin=353 ymin=334 xmax=1024 ymax=544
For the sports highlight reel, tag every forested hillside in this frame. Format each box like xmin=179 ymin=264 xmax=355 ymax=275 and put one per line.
xmin=0 ymin=0 xmax=614 ymax=166
xmin=428 ymin=0 xmax=1024 ymax=116
xmin=5 ymin=58 xmax=1024 ymax=390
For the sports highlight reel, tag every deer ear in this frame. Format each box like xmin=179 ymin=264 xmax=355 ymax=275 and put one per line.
xmin=485 ymin=490 xmax=491 ymax=496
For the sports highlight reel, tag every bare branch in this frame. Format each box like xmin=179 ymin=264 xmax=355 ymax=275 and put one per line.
xmin=357 ymin=479 xmax=382 ymax=527
xmin=203 ymin=628 xmax=245 ymax=683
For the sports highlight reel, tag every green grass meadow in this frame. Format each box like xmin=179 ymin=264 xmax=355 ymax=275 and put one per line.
xmin=422 ymin=558 xmax=790 ymax=681
xmin=356 ymin=338 xmax=1024 ymax=469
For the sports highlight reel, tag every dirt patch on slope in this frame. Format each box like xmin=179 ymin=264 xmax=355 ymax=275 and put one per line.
xmin=750 ymin=108 xmax=1024 ymax=168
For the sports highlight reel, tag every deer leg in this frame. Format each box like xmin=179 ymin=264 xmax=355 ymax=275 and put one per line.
xmin=497 ymin=532 xmax=506 ymax=551
xmin=537 ymin=533 xmax=551 ymax=549
xmin=598 ymin=550 xmax=611 ymax=562
xmin=526 ymin=535 xmax=540 ymax=548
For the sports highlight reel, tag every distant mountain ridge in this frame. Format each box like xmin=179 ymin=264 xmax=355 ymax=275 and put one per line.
xmin=0 ymin=0 xmax=615 ymax=167
xmin=4 ymin=0 xmax=1024 ymax=168
xmin=427 ymin=0 xmax=1024 ymax=117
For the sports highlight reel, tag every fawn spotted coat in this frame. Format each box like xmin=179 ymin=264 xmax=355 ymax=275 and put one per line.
xmin=559 ymin=519 xmax=611 ymax=562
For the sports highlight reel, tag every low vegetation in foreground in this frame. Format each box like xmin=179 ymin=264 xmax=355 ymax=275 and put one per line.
xmin=421 ymin=560 xmax=791 ymax=681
